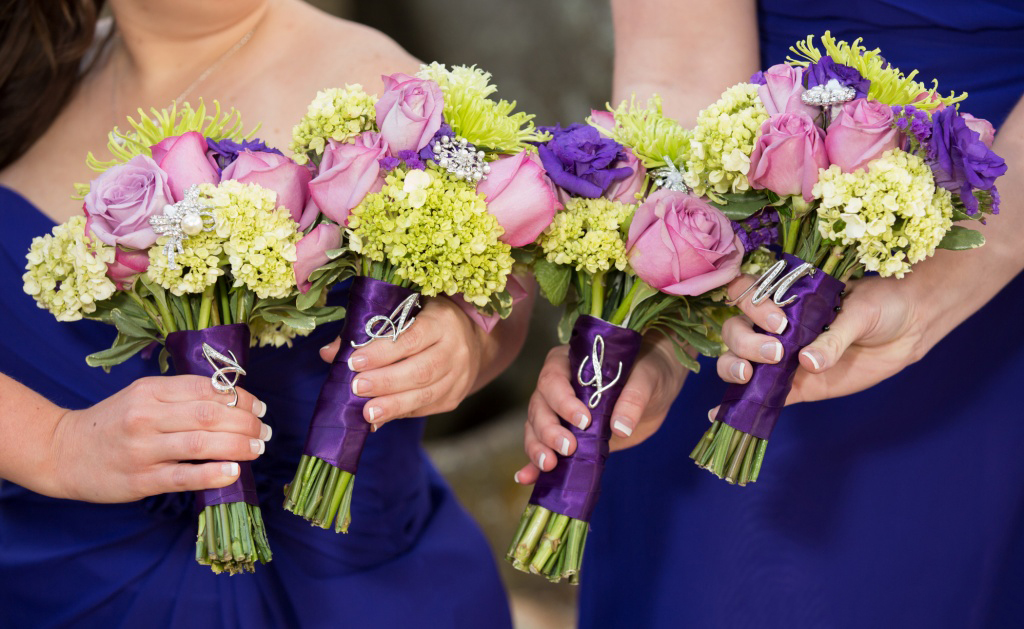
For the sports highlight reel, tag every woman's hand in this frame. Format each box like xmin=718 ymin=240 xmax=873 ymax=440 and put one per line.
xmin=319 ymin=297 xmax=487 ymax=429
xmin=48 ymin=376 xmax=271 ymax=503
xmin=714 ymin=274 xmax=927 ymax=409
xmin=514 ymin=333 xmax=688 ymax=485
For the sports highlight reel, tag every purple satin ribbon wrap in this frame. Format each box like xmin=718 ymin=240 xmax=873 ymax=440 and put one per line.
xmin=165 ymin=324 xmax=259 ymax=509
xmin=718 ymin=254 xmax=845 ymax=439
xmin=303 ymin=276 xmax=421 ymax=473
xmin=529 ymin=315 xmax=643 ymax=522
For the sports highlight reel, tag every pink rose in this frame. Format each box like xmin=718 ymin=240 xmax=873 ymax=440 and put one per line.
xmin=476 ymin=151 xmax=559 ymax=246
xmin=605 ymin=150 xmax=646 ymax=204
xmin=221 ymin=150 xmax=312 ymax=227
xmin=589 ymin=109 xmax=617 ymax=133
xmin=962 ymin=113 xmax=996 ymax=148
xmin=84 ymin=154 xmax=172 ymax=249
xmin=293 ymin=224 xmax=342 ymax=294
xmin=626 ymin=190 xmax=743 ymax=296
xmin=749 ymin=113 xmax=830 ymax=201
xmin=912 ymin=91 xmax=947 ymax=112
xmin=106 ymin=247 xmax=150 ymax=290
xmin=825 ymin=99 xmax=899 ymax=173
xmin=375 ymin=73 xmax=444 ymax=153
xmin=150 ymin=132 xmax=219 ymax=202
xmin=758 ymin=64 xmax=819 ymax=118
xmin=454 ymin=273 xmax=531 ymax=332
xmin=307 ymin=132 xmax=388 ymax=226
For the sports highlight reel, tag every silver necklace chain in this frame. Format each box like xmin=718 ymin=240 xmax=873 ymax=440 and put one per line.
xmin=174 ymin=27 xmax=256 ymax=105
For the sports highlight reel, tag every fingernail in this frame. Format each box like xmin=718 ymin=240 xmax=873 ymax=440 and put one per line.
xmin=538 ymin=453 xmax=547 ymax=470
xmin=253 ymin=399 xmax=267 ymax=419
xmin=760 ymin=341 xmax=783 ymax=363
xmin=351 ymin=378 xmax=370 ymax=396
xmin=348 ymin=354 xmax=368 ymax=371
xmin=708 ymin=406 xmax=719 ymax=422
xmin=320 ymin=344 xmax=332 ymax=353
xmin=560 ymin=438 xmax=570 ymax=457
xmin=767 ymin=312 xmax=788 ymax=335
xmin=367 ymin=406 xmax=382 ymax=422
xmin=371 ymin=423 xmax=378 ymax=433
xmin=729 ymin=361 xmax=747 ymax=382
xmin=259 ymin=423 xmax=272 ymax=441
xmin=574 ymin=411 xmax=590 ymax=430
xmin=250 ymin=439 xmax=265 ymax=455
xmin=513 ymin=471 xmax=522 ymax=484
xmin=802 ymin=349 xmax=823 ymax=370
xmin=221 ymin=462 xmax=239 ymax=477
xmin=612 ymin=417 xmax=633 ymax=437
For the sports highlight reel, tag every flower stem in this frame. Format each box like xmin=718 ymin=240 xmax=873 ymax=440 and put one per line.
xmin=126 ymin=289 xmax=167 ymax=336
xmin=589 ymin=272 xmax=606 ymax=319
xmin=783 ymin=217 xmax=802 ymax=255
xmin=153 ymin=293 xmax=178 ymax=334
xmin=609 ymin=278 xmax=643 ymax=326
xmin=820 ymin=245 xmax=846 ymax=277
xmin=197 ymin=285 xmax=215 ymax=330
xmin=218 ymin=280 xmax=233 ymax=325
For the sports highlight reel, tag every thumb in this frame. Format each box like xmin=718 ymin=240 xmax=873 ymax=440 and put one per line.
xmin=798 ymin=306 xmax=868 ymax=373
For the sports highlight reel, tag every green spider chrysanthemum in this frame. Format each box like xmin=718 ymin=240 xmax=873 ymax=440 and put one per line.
xmin=593 ymin=94 xmax=691 ymax=169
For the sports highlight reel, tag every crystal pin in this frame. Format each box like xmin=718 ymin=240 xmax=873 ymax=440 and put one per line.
xmin=432 ymin=136 xmax=490 ymax=182
xmin=149 ymin=184 xmax=216 ymax=269
xmin=801 ymin=78 xmax=857 ymax=107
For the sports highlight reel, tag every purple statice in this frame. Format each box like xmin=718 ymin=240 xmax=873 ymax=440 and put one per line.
xmin=891 ymin=104 xmax=932 ymax=152
xmin=731 ymin=208 xmax=780 ymax=253
xmin=379 ymin=150 xmax=426 ymax=173
xmin=749 ymin=71 xmax=767 ymax=85
xmin=805 ymin=57 xmax=870 ymax=99
xmin=928 ymin=108 xmax=1007 ymax=215
xmin=536 ymin=123 xmax=632 ymax=198
xmin=418 ymin=122 xmax=457 ymax=162
xmin=379 ymin=156 xmax=402 ymax=172
xmin=206 ymin=138 xmax=281 ymax=170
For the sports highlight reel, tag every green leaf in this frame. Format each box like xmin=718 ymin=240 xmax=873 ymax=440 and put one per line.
xmin=86 ymin=336 xmax=153 ymax=370
xmin=534 ymin=258 xmax=572 ymax=306
xmin=110 ymin=308 xmax=157 ymax=340
xmin=557 ymin=308 xmax=580 ymax=344
xmin=669 ymin=336 xmax=701 ymax=372
xmin=158 ymin=346 xmax=171 ymax=374
xmin=937 ymin=225 xmax=986 ymax=250
xmin=707 ymin=192 xmax=769 ymax=221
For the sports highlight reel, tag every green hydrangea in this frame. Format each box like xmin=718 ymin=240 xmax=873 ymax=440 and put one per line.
xmin=147 ymin=223 xmax=225 ymax=297
xmin=814 ymin=149 xmax=953 ymax=278
xmin=348 ymin=168 xmax=513 ymax=306
xmin=290 ymin=85 xmax=379 ymax=164
xmin=250 ymin=319 xmax=312 ymax=348
xmin=596 ymin=94 xmax=691 ymax=169
xmin=683 ymin=83 xmax=768 ymax=199
xmin=23 ymin=216 xmax=117 ymax=322
xmin=416 ymin=63 xmax=547 ymax=154
xmin=536 ymin=197 xmax=633 ymax=275
xmin=740 ymin=246 xmax=777 ymax=277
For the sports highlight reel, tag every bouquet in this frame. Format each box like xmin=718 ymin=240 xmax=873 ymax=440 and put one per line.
xmin=687 ymin=32 xmax=1007 ymax=485
xmin=22 ymin=102 xmax=343 ymax=573
xmin=282 ymin=64 xmax=557 ymax=532
xmin=506 ymin=99 xmax=760 ymax=582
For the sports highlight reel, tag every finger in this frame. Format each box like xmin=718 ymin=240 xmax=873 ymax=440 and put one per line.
xmin=350 ymin=345 xmax=448 ymax=399
xmin=152 ymin=430 xmax=266 ymax=464
xmin=319 ymin=337 xmax=342 ymax=363
xmin=727 ymin=274 xmax=789 ymax=335
xmin=716 ymin=352 xmax=752 ymax=384
xmin=536 ymin=350 xmax=591 ymax=430
xmin=360 ymin=380 xmax=449 ymax=426
xmin=514 ymin=463 xmax=540 ymax=486
xmin=525 ymin=430 xmax=557 ymax=473
xmin=154 ymin=401 xmax=269 ymax=440
xmin=607 ymin=369 xmax=656 ymax=439
xmin=346 ymin=313 xmax=440 ymax=372
xmin=147 ymin=376 xmax=266 ymax=419
xmin=798 ymin=306 xmax=869 ymax=373
xmin=527 ymin=393 xmax=577 ymax=457
xmin=722 ymin=316 xmax=784 ymax=365
xmin=140 ymin=461 xmax=243 ymax=494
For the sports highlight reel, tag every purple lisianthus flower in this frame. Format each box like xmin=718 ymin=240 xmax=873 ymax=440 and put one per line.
xmin=731 ymin=208 xmax=780 ymax=253
xmin=805 ymin=57 xmax=870 ymax=100
xmin=750 ymin=71 xmax=767 ymax=85
xmin=928 ymin=108 xmax=1007 ymax=215
xmin=537 ymin=123 xmax=633 ymax=198
xmin=418 ymin=122 xmax=457 ymax=162
xmin=207 ymin=138 xmax=282 ymax=170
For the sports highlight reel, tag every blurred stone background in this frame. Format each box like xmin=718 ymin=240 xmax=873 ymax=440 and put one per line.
xmin=308 ymin=1 xmax=615 ymax=627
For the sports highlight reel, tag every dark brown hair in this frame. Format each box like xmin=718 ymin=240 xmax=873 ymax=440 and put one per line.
xmin=0 ymin=0 xmax=109 ymax=170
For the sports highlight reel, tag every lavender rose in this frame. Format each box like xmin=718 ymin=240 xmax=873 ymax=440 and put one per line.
xmin=222 ymin=150 xmax=313 ymax=227
xmin=805 ymin=57 xmax=870 ymax=99
xmin=537 ymin=123 xmax=633 ymax=198
xmin=825 ymin=99 xmax=900 ymax=173
xmin=375 ymin=73 xmax=444 ymax=153
xmin=307 ymin=132 xmax=388 ymax=226
xmin=929 ymin=107 xmax=1007 ymax=214
xmin=626 ymin=190 xmax=743 ymax=296
xmin=757 ymin=64 xmax=818 ymax=118
xmin=84 ymin=154 xmax=172 ymax=249
xmin=748 ymin=113 xmax=830 ymax=201
xmin=476 ymin=151 xmax=560 ymax=246
xmin=293 ymin=224 xmax=342 ymax=293
xmin=150 ymin=131 xmax=219 ymax=202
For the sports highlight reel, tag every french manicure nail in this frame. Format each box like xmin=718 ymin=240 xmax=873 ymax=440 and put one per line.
xmin=221 ymin=462 xmax=239 ymax=477
xmin=250 ymin=439 xmax=265 ymax=455
xmin=612 ymin=417 xmax=633 ymax=437
xmin=320 ymin=344 xmax=332 ymax=353
xmin=730 ymin=361 xmax=747 ymax=381
xmin=560 ymin=438 xmax=570 ymax=457
xmin=513 ymin=471 xmax=522 ymax=484
xmin=253 ymin=399 xmax=267 ymax=419
xmin=351 ymin=378 xmax=370 ymax=396
xmin=348 ymin=354 xmax=368 ymax=371
xmin=259 ymin=423 xmax=272 ymax=441
xmin=708 ymin=407 xmax=719 ymax=422
xmin=802 ymin=349 xmax=822 ymax=370
xmin=760 ymin=341 xmax=783 ymax=363
xmin=538 ymin=453 xmax=547 ymax=470
xmin=371 ymin=423 xmax=378 ymax=433
xmin=574 ymin=411 xmax=590 ymax=430
xmin=767 ymin=312 xmax=788 ymax=335
xmin=367 ymin=406 xmax=381 ymax=422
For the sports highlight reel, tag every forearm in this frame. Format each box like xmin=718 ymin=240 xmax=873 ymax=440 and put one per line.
xmin=611 ymin=0 xmax=760 ymax=126
xmin=470 ymin=278 xmax=537 ymax=393
xmin=0 ymin=373 xmax=66 ymax=495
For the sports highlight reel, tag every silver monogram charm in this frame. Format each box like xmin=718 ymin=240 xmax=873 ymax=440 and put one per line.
xmin=149 ymin=184 xmax=217 ymax=270
xmin=351 ymin=294 xmax=422 ymax=348
xmin=729 ymin=259 xmax=815 ymax=308
xmin=577 ymin=335 xmax=623 ymax=410
xmin=202 ymin=343 xmax=246 ymax=407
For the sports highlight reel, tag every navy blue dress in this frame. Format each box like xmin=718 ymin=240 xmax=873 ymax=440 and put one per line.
xmin=0 ymin=187 xmax=512 ymax=628
xmin=581 ymin=4 xmax=1024 ymax=628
